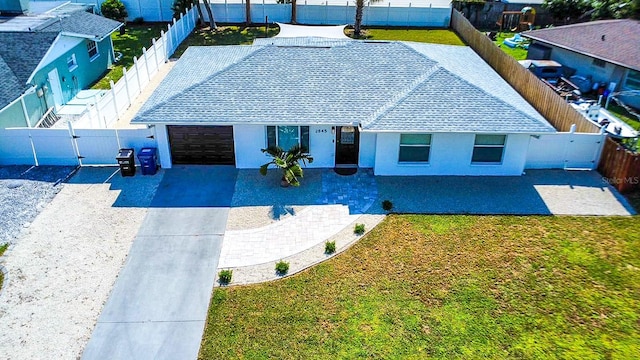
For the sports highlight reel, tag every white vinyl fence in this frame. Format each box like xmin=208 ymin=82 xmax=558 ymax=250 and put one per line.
xmin=0 ymin=7 xmax=194 ymax=166
xmin=73 ymin=0 xmax=450 ymax=26
xmin=0 ymin=126 xmax=157 ymax=166
xmin=73 ymin=6 xmax=198 ymax=129
xmin=205 ymin=1 xmax=451 ymax=27
xmin=525 ymin=131 xmax=606 ymax=170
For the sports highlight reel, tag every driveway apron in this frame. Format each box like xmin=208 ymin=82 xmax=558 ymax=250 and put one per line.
xmin=82 ymin=166 xmax=237 ymax=360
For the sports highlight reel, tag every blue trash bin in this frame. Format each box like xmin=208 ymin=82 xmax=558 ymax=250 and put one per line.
xmin=137 ymin=147 xmax=158 ymax=175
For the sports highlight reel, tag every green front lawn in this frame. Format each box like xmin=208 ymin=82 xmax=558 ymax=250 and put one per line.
xmin=173 ymin=26 xmax=464 ymax=58
xmin=362 ymin=29 xmax=464 ymax=45
xmin=173 ymin=26 xmax=275 ymax=57
xmin=92 ymin=23 xmax=167 ymax=89
xmin=200 ymin=215 xmax=640 ymax=359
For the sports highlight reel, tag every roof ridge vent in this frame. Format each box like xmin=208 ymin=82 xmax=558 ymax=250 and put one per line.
xmin=276 ymin=45 xmax=331 ymax=49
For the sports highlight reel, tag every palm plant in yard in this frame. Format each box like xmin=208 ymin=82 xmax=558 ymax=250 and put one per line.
xmin=260 ymin=144 xmax=313 ymax=187
xmin=354 ymin=0 xmax=364 ymax=38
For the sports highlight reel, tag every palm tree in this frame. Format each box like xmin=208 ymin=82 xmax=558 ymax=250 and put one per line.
xmin=259 ymin=144 xmax=313 ymax=187
xmin=245 ymin=0 xmax=252 ymax=25
xmin=192 ymin=0 xmax=205 ymax=27
xmin=201 ymin=0 xmax=217 ymax=30
xmin=354 ymin=0 xmax=364 ymax=38
xmin=291 ymin=0 xmax=297 ymax=24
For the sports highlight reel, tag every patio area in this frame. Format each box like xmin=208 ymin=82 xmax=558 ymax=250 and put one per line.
xmin=219 ymin=168 xmax=634 ymax=284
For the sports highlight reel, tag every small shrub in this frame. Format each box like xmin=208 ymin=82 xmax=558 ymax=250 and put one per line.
xmin=325 ymin=241 xmax=336 ymax=254
xmin=218 ymin=269 xmax=232 ymax=284
xmin=382 ymin=199 xmax=393 ymax=211
xmin=354 ymin=223 xmax=365 ymax=235
xmin=101 ymin=0 xmax=128 ymax=21
xmin=0 ymin=243 xmax=7 ymax=257
xmin=275 ymin=260 xmax=290 ymax=275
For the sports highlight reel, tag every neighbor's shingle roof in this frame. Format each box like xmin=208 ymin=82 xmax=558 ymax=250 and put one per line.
xmin=0 ymin=57 xmax=23 ymax=110
xmin=0 ymin=32 xmax=58 ymax=109
xmin=133 ymin=40 xmax=555 ymax=133
xmin=38 ymin=10 xmax=122 ymax=39
xmin=522 ymin=19 xmax=640 ymax=72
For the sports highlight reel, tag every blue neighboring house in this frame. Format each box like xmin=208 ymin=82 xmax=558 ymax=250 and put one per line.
xmin=0 ymin=0 xmax=122 ymax=128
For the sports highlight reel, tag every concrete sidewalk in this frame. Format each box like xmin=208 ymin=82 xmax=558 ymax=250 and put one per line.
xmin=82 ymin=166 xmax=237 ymax=360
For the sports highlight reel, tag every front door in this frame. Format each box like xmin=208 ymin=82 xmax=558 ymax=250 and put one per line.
xmin=335 ymin=126 xmax=359 ymax=167
xmin=47 ymin=69 xmax=64 ymax=110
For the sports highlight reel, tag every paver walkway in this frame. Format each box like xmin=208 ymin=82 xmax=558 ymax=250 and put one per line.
xmin=219 ymin=205 xmax=359 ymax=267
xmin=220 ymin=169 xmax=379 ymax=268
xmin=82 ymin=166 xmax=236 ymax=360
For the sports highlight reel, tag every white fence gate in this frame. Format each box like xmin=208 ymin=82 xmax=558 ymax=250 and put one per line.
xmin=525 ymin=132 xmax=606 ymax=170
xmin=0 ymin=127 xmax=157 ymax=166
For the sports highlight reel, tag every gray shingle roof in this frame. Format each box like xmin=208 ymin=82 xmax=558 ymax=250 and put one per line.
xmin=133 ymin=40 xmax=555 ymax=134
xmin=0 ymin=32 xmax=58 ymax=109
xmin=522 ymin=20 xmax=640 ymax=72
xmin=38 ymin=10 xmax=122 ymax=39
xmin=0 ymin=57 xmax=23 ymax=110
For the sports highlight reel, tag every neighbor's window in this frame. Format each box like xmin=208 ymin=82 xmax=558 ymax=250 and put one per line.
xmin=398 ymin=134 xmax=431 ymax=163
xmin=87 ymin=40 xmax=98 ymax=60
xmin=592 ymin=58 xmax=606 ymax=68
xmin=266 ymin=126 xmax=310 ymax=151
xmin=472 ymin=135 xmax=506 ymax=164
xmin=67 ymin=54 xmax=77 ymax=71
xmin=625 ymin=70 xmax=640 ymax=90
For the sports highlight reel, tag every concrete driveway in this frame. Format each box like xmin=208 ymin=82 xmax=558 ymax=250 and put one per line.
xmin=82 ymin=166 xmax=237 ymax=360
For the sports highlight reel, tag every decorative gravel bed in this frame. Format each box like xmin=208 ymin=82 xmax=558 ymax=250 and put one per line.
xmin=0 ymin=166 xmax=76 ymax=246
xmin=0 ymin=167 xmax=163 ymax=359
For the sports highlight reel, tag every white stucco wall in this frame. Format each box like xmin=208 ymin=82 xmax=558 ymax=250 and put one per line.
xmin=359 ymin=132 xmax=377 ymax=168
xmin=373 ymin=132 xmax=531 ymax=176
xmin=154 ymin=124 xmax=172 ymax=168
xmin=234 ymin=124 xmax=266 ymax=168
xmin=234 ymin=124 xmax=336 ymax=169
xmin=309 ymin=125 xmax=335 ymax=168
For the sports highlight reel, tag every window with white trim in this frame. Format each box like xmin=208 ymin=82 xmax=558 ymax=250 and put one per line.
xmin=625 ymin=70 xmax=640 ymax=91
xmin=398 ymin=134 xmax=431 ymax=163
xmin=472 ymin=135 xmax=506 ymax=164
xmin=87 ymin=40 xmax=98 ymax=60
xmin=66 ymin=54 xmax=77 ymax=71
xmin=266 ymin=126 xmax=310 ymax=151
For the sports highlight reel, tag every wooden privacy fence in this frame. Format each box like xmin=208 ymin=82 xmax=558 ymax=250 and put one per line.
xmin=598 ymin=137 xmax=640 ymax=193
xmin=450 ymin=10 xmax=600 ymax=134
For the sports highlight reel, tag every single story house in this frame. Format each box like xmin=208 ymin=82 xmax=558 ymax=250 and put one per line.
xmin=522 ymin=19 xmax=640 ymax=109
xmin=132 ymin=37 xmax=558 ymax=176
xmin=0 ymin=0 xmax=122 ymax=128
